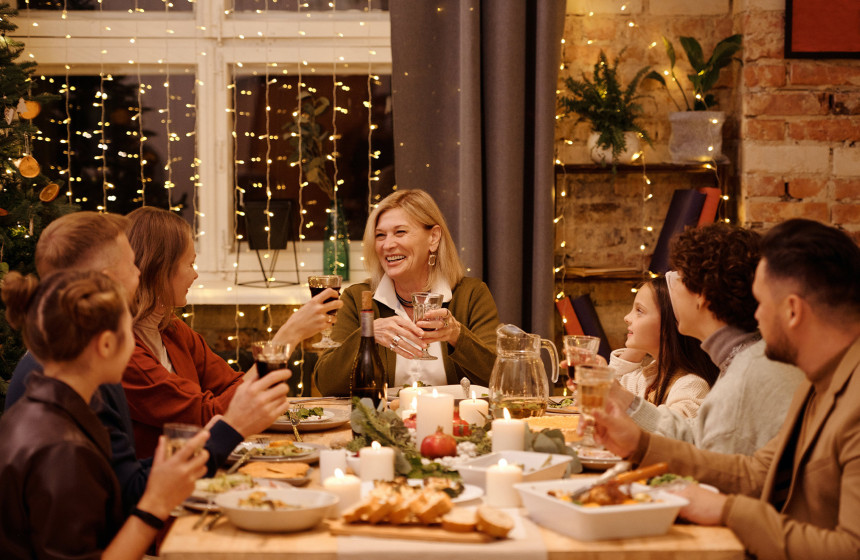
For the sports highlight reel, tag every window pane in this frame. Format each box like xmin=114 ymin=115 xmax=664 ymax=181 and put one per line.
xmin=233 ymin=73 xmax=394 ymax=241
xmin=31 ymin=73 xmax=197 ymax=223
xmin=230 ymin=0 xmax=387 ymax=13
xmin=17 ymin=0 xmax=193 ymax=11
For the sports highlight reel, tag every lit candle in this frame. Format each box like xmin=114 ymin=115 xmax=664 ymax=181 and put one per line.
xmin=416 ymin=388 xmax=455 ymax=445
xmin=358 ymin=441 xmax=395 ymax=483
xmin=400 ymin=396 xmax=418 ymax=421
xmin=398 ymin=383 xmax=425 ymax=413
xmin=322 ymin=468 xmax=362 ymax=518
xmin=458 ymin=390 xmax=489 ymax=426
xmin=485 ymin=458 xmax=523 ymax=508
xmin=491 ymin=408 xmax=525 ymax=452
xmin=319 ymin=448 xmax=348 ymax=481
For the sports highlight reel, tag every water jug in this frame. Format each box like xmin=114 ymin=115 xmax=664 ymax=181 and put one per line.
xmin=488 ymin=324 xmax=559 ymax=418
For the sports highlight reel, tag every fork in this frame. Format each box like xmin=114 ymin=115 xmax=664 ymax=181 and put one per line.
xmin=288 ymin=405 xmax=303 ymax=442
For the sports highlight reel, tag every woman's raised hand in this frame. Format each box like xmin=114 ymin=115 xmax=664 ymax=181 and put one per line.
xmin=137 ymin=431 xmax=210 ymax=520
xmin=415 ymin=307 xmax=461 ymax=347
xmin=373 ymin=315 xmax=425 ymax=359
xmin=273 ymin=287 xmax=343 ymax=348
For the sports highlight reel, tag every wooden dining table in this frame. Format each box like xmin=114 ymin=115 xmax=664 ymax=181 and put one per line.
xmin=160 ymin=399 xmax=745 ymax=560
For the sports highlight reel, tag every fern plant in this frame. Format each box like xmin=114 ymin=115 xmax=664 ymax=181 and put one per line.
xmin=560 ymin=50 xmax=653 ymax=163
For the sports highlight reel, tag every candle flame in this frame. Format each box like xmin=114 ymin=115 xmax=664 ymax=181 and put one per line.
xmin=412 ymin=381 xmax=418 ymax=388
xmin=470 ymin=390 xmax=476 ymax=400
xmin=410 ymin=397 xmax=418 ymax=410
xmin=432 ymin=388 xmax=439 ymax=397
xmin=334 ymin=468 xmax=344 ymax=478
xmin=371 ymin=441 xmax=381 ymax=450
xmin=498 ymin=458 xmax=508 ymax=468
xmin=503 ymin=408 xmax=512 ymax=420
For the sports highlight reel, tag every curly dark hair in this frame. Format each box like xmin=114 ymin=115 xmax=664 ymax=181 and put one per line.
xmin=669 ymin=223 xmax=761 ymax=333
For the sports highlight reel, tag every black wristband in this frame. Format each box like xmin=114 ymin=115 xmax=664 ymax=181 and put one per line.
xmin=131 ymin=506 xmax=166 ymax=531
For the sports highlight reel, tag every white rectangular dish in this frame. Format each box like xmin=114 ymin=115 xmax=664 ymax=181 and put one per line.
xmin=456 ymin=451 xmax=573 ymax=489
xmin=515 ymin=477 xmax=688 ymax=541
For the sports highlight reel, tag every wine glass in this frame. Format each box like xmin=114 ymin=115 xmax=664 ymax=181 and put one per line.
xmin=308 ymin=275 xmax=342 ymax=349
xmin=412 ymin=292 xmax=443 ymax=360
xmin=250 ymin=340 xmax=291 ymax=378
xmin=575 ymin=364 xmax=614 ymax=449
xmin=562 ymin=335 xmax=601 ymax=396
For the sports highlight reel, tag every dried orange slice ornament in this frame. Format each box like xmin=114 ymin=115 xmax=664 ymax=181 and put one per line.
xmin=39 ymin=183 xmax=60 ymax=202
xmin=17 ymin=156 xmax=40 ymax=178
xmin=18 ymin=100 xmax=41 ymax=120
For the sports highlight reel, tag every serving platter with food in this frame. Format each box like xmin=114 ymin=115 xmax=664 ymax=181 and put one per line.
xmin=359 ymin=477 xmax=484 ymax=505
xmin=546 ymin=396 xmax=578 ymax=414
xmin=228 ymin=440 xmax=327 ymax=464
xmin=213 ymin=488 xmax=338 ymax=533
xmin=269 ymin=407 xmax=350 ymax=433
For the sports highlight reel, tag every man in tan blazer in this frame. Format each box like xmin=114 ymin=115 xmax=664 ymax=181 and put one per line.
xmin=593 ymin=218 xmax=860 ymax=560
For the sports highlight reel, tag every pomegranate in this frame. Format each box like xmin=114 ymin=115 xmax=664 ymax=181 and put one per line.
xmin=403 ymin=413 xmax=417 ymax=430
xmin=452 ymin=414 xmax=471 ymax=436
xmin=420 ymin=427 xmax=458 ymax=459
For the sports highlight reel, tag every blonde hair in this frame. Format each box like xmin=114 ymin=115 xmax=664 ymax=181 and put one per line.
xmin=35 ymin=212 xmax=129 ymax=276
xmin=127 ymin=206 xmax=193 ymax=329
xmin=362 ymin=189 xmax=464 ymax=291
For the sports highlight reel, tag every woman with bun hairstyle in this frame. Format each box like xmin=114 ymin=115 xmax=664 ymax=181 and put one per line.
xmin=0 ymin=270 xmax=209 ymax=559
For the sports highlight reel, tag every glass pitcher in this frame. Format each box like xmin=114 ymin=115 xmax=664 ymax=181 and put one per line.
xmin=488 ymin=324 xmax=559 ymax=419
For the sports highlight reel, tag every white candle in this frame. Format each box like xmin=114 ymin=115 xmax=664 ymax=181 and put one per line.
xmin=358 ymin=441 xmax=395 ymax=482
xmin=416 ymin=388 xmax=455 ymax=446
xmin=485 ymin=458 xmax=523 ymax=507
xmin=322 ymin=468 xmax=362 ymax=518
xmin=458 ymin=391 xmax=489 ymax=426
xmin=491 ymin=408 xmax=525 ymax=452
xmin=398 ymin=383 xmax=425 ymax=413
xmin=319 ymin=448 xmax=348 ymax=481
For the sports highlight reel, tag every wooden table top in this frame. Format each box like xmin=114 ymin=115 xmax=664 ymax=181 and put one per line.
xmin=160 ymin=400 xmax=745 ymax=559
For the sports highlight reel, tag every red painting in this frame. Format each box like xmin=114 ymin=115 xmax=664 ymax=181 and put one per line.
xmin=786 ymin=0 xmax=860 ymax=58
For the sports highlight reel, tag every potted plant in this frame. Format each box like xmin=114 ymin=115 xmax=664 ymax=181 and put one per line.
xmin=646 ymin=34 xmax=742 ymax=162
xmin=285 ymin=92 xmax=349 ymax=279
xmin=560 ymin=50 xmax=653 ymax=167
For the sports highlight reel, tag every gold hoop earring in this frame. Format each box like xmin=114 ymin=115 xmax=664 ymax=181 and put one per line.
xmin=428 ymin=253 xmax=437 ymax=267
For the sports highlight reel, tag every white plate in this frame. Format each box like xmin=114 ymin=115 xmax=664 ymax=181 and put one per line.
xmin=387 ymin=384 xmax=490 ymax=403
xmin=360 ymin=480 xmax=484 ymax=504
xmin=229 ymin=441 xmax=327 ymax=464
xmin=546 ymin=397 xmax=578 ymax=415
xmin=269 ymin=408 xmax=350 ymax=433
xmin=574 ymin=447 xmax=623 ymax=471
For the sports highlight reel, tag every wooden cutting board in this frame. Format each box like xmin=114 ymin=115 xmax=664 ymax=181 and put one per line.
xmin=328 ymin=520 xmax=495 ymax=543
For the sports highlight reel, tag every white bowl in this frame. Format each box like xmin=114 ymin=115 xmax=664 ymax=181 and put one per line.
xmin=456 ymin=451 xmax=573 ymax=489
xmin=213 ymin=488 xmax=338 ymax=533
xmin=515 ymin=478 xmax=688 ymax=541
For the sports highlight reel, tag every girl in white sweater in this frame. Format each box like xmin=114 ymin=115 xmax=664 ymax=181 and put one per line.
xmin=611 ymin=276 xmax=718 ymax=418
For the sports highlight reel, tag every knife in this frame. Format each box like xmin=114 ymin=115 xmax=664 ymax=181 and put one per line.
xmin=568 ymin=460 xmax=632 ymax=501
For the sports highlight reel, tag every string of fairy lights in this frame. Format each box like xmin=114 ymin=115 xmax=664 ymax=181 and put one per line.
xmin=554 ymin=1 xmax=731 ymax=303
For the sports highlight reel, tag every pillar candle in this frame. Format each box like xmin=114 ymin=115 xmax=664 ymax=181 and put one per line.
xmin=485 ymin=458 xmax=523 ymax=507
xmin=491 ymin=408 xmax=525 ymax=452
xmin=416 ymin=388 xmax=454 ymax=446
xmin=458 ymin=391 xmax=489 ymax=425
xmin=358 ymin=441 xmax=395 ymax=482
xmin=322 ymin=468 xmax=362 ymax=518
xmin=398 ymin=383 xmax=425 ymax=413
xmin=319 ymin=448 xmax=348 ymax=481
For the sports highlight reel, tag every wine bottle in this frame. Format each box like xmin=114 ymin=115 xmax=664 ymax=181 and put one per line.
xmin=350 ymin=291 xmax=387 ymax=416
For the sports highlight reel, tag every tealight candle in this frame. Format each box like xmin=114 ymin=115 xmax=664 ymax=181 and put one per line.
xmin=358 ymin=441 xmax=395 ymax=482
xmin=491 ymin=408 xmax=525 ymax=452
xmin=398 ymin=383 xmax=425 ymax=413
xmin=416 ymin=388 xmax=455 ymax=445
xmin=485 ymin=458 xmax=523 ymax=507
xmin=322 ymin=468 xmax=362 ymax=517
xmin=458 ymin=391 xmax=489 ymax=426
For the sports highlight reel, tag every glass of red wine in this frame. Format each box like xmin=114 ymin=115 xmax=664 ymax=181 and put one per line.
xmin=412 ymin=292 xmax=443 ymax=360
xmin=309 ymin=275 xmax=342 ymax=349
xmin=250 ymin=340 xmax=291 ymax=378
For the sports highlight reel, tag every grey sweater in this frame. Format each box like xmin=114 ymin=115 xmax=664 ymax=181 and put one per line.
xmin=628 ymin=326 xmax=806 ymax=455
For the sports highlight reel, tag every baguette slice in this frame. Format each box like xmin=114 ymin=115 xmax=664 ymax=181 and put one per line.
xmin=342 ymin=501 xmax=373 ymax=524
xmin=476 ymin=506 xmax=514 ymax=539
xmin=410 ymin=491 xmax=453 ymax=524
xmin=441 ymin=508 xmax=477 ymax=533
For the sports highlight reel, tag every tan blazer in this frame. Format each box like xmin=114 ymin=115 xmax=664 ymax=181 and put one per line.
xmin=638 ymin=337 xmax=860 ymax=560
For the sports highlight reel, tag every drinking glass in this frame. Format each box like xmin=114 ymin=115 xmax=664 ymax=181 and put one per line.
xmin=308 ymin=275 xmax=342 ymax=349
xmin=563 ymin=335 xmax=601 ymax=395
xmin=250 ymin=340 xmax=291 ymax=378
xmin=163 ymin=423 xmax=202 ymax=457
xmin=575 ymin=364 xmax=615 ymax=448
xmin=412 ymin=292 xmax=443 ymax=360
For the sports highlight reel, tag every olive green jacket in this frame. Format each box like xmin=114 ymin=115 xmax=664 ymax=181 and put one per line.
xmin=313 ymin=277 xmax=500 ymax=396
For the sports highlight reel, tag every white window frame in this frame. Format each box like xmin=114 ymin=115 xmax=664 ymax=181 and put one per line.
xmin=14 ymin=1 xmax=391 ymax=302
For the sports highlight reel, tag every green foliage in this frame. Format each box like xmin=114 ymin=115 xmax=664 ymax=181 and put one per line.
xmin=284 ymin=92 xmax=334 ymax=199
xmin=560 ymin=50 xmax=653 ymax=162
xmin=0 ymin=3 xmax=77 ymax=397
xmin=646 ymin=34 xmax=743 ymax=111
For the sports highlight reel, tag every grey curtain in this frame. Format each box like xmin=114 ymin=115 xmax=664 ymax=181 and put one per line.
xmin=390 ymin=0 xmax=564 ymax=339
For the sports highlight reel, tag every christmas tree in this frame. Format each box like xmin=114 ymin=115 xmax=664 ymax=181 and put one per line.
xmin=0 ymin=2 xmax=76 ymax=407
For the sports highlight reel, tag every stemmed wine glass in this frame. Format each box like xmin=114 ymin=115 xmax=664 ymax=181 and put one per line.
xmin=562 ymin=335 xmax=601 ymax=396
xmin=308 ymin=275 xmax=342 ymax=349
xmin=575 ymin=364 xmax=615 ymax=449
xmin=412 ymin=292 xmax=443 ymax=360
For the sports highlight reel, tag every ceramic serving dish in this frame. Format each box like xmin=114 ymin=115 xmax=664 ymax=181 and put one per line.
xmin=214 ymin=488 xmax=338 ymax=533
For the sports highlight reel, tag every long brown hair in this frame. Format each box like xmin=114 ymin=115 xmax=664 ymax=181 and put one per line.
xmin=362 ymin=189 xmax=464 ymax=291
xmin=648 ymin=276 xmax=719 ymax=405
xmin=2 ymin=270 xmax=127 ymax=363
xmin=127 ymin=206 xmax=193 ymax=329
xmin=35 ymin=212 xmax=129 ymax=276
